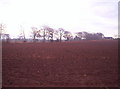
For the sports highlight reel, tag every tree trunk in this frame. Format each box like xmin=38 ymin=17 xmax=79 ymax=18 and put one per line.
xmin=60 ymin=33 xmax=62 ymax=42
xmin=43 ymin=29 xmax=46 ymax=41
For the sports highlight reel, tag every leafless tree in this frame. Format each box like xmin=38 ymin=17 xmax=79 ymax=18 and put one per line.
xmin=31 ymin=27 xmax=38 ymax=41
xmin=96 ymin=32 xmax=104 ymax=39
xmin=47 ymin=27 xmax=54 ymax=41
xmin=42 ymin=25 xmax=48 ymax=41
xmin=0 ymin=23 xmax=6 ymax=39
xmin=54 ymin=30 xmax=59 ymax=40
xmin=42 ymin=25 xmax=54 ymax=41
xmin=19 ymin=26 xmax=26 ymax=41
xmin=58 ymin=28 xmax=64 ymax=42
xmin=31 ymin=27 xmax=42 ymax=41
xmin=75 ymin=32 xmax=83 ymax=40
xmin=3 ymin=34 xmax=10 ymax=43
xmin=63 ymin=31 xmax=73 ymax=41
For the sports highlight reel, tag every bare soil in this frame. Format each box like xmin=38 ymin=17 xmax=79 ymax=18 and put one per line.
xmin=2 ymin=40 xmax=119 ymax=87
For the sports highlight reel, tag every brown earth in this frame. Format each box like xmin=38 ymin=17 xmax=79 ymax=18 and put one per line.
xmin=2 ymin=40 xmax=119 ymax=87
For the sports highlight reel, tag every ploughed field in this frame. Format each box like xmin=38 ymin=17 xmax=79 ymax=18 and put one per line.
xmin=2 ymin=40 xmax=118 ymax=87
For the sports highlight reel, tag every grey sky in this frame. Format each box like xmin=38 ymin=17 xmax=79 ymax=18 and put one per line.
xmin=0 ymin=0 xmax=119 ymax=38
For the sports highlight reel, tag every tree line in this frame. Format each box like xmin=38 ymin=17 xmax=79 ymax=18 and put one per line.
xmin=0 ymin=23 xmax=106 ymax=42
xmin=30 ymin=25 xmax=105 ymax=42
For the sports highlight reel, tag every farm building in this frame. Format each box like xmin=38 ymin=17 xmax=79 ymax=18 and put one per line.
xmin=104 ymin=37 xmax=113 ymax=40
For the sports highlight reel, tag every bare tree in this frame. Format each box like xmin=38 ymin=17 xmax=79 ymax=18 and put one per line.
xmin=31 ymin=27 xmax=39 ymax=41
xmin=63 ymin=31 xmax=73 ymax=41
xmin=19 ymin=25 xmax=26 ymax=41
xmin=75 ymin=32 xmax=83 ymax=40
xmin=3 ymin=34 xmax=10 ymax=43
xmin=31 ymin=27 xmax=42 ymax=42
xmin=96 ymin=32 xmax=104 ymax=39
xmin=54 ymin=30 xmax=59 ymax=41
xmin=58 ymin=28 xmax=64 ymax=42
xmin=0 ymin=23 xmax=11 ymax=42
xmin=42 ymin=25 xmax=54 ymax=41
xmin=0 ymin=23 xmax=6 ymax=39
xmin=82 ymin=31 xmax=88 ymax=39
xmin=42 ymin=25 xmax=48 ymax=41
xmin=47 ymin=27 xmax=54 ymax=41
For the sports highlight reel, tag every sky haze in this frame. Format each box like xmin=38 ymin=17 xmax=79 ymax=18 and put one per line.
xmin=0 ymin=0 xmax=119 ymax=38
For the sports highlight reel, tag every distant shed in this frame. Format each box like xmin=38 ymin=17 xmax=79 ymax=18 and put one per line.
xmin=104 ymin=37 xmax=113 ymax=40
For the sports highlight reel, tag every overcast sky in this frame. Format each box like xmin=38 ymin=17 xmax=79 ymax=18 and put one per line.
xmin=0 ymin=0 xmax=119 ymax=38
